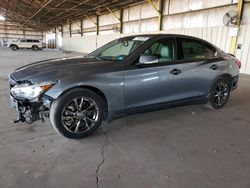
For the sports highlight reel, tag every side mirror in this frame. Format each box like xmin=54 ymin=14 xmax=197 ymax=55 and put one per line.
xmin=138 ymin=54 xmax=159 ymax=65
xmin=122 ymin=41 xmax=129 ymax=47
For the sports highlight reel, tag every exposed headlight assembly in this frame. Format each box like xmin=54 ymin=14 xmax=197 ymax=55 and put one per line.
xmin=11 ymin=81 xmax=57 ymax=102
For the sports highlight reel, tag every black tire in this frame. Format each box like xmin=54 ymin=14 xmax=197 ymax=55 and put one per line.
xmin=207 ymin=77 xmax=231 ymax=109
xmin=32 ymin=45 xmax=39 ymax=51
xmin=11 ymin=45 xmax=18 ymax=51
xmin=50 ymin=88 xmax=105 ymax=139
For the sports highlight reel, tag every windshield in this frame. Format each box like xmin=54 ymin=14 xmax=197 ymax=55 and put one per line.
xmin=88 ymin=36 xmax=150 ymax=61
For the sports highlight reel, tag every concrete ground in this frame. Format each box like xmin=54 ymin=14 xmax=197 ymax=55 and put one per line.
xmin=0 ymin=47 xmax=250 ymax=188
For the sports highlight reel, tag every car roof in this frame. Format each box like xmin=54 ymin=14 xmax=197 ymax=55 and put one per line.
xmin=20 ymin=38 xmax=40 ymax=40
xmin=124 ymin=33 xmax=204 ymax=40
xmin=122 ymin=33 xmax=218 ymax=49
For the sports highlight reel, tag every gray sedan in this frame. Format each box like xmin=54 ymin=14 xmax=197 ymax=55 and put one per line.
xmin=9 ymin=34 xmax=240 ymax=139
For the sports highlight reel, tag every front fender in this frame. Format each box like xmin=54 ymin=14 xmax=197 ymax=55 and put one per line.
xmin=45 ymin=73 xmax=125 ymax=113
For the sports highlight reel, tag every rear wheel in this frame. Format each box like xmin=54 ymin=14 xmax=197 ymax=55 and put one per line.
xmin=11 ymin=45 xmax=18 ymax=51
xmin=32 ymin=45 xmax=39 ymax=51
xmin=50 ymin=88 xmax=105 ymax=139
xmin=207 ymin=78 xmax=231 ymax=109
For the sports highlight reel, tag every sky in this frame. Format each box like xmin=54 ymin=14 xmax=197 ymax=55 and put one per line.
xmin=0 ymin=15 xmax=5 ymax=21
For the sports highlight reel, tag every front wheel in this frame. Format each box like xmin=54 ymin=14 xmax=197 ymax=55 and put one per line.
xmin=207 ymin=78 xmax=231 ymax=109
xmin=50 ymin=88 xmax=105 ymax=139
xmin=11 ymin=45 xmax=18 ymax=51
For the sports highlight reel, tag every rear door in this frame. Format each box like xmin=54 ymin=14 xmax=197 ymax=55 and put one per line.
xmin=27 ymin=39 xmax=34 ymax=48
xmin=19 ymin=39 xmax=28 ymax=48
xmin=172 ymin=37 xmax=223 ymax=99
xmin=34 ymin=40 xmax=42 ymax=48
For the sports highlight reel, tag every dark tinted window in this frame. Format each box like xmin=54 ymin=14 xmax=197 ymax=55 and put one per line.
xmin=141 ymin=38 xmax=175 ymax=64
xmin=20 ymin=39 xmax=27 ymax=42
xmin=178 ymin=38 xmax=217 ymax=60
xmin=27 ymin=39 xmax=33 ymax=42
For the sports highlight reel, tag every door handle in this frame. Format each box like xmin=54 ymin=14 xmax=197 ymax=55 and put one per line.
xmin=210 ymin=64 xmax=219 ymax=70
xmin=170 ymin=68 xmax=182 ymax=75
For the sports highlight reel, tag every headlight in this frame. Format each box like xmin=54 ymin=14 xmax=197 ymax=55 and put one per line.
xmin=11 ymin=81 xmax=57 ymax=101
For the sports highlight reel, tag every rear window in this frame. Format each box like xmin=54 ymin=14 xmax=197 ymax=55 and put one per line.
xmin=178 ymin=38 xmax=217 ymax=60
xmin=26 ymin=39 xmax=39 ymax=43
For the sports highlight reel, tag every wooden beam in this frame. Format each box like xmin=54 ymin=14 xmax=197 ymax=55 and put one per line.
xmin=106 ymin=7 xmax=120 ymax=22
xmin=0 ymin=33 xmax=43 ymax=37
xmin=21 ymin=0 xmax=53 ymax=26
xmin=159 ymin=0 xmax=164 ymax=31
xmin=69 ymin=21 xmax=72 ymax=37
xmin=21 ymin=0 xmax=37 ymax=17
xmin=61 ymin=25 xmax=63 ymax=38
xmin=146 ymin=0 xmax=162 ymax=31
xmin=5 ymin=0 xmax=10 ymax=17
xmin=85 ymin=14 xmax=97 ymax=25
xmin=13 ymin=0 xmax=21 ymax=16
xmin=120 ymin=8 xmax=123 ymax=34
xmin=45 ymin=0 xmax=121 ymax=25
xmin=80 ymin=19 xmax=83 ymax=36
xmin=1 ymin=0 xmax=148 ymax=29
xmin=36 ymin=0 xmax=67 ymax=20
xmin=45 ymin=0 xmax=90 ymax=23
xmin=54 ymin=27 xmax=57 ymax=48
xmin=23 ymin=28 xmax=25 ymax=38
xmin=96 ymin=15 xmax=99 ymax=35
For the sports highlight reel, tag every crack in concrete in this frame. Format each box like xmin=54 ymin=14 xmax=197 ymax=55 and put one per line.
xmin=95 ymin=128 xmax=109 ymax=188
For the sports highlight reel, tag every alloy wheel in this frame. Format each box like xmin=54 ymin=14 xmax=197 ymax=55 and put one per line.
xmin=212 ymin=81 xmax=229 ymax=106
xmin=61 ymin=97 xmax=99 ymax=134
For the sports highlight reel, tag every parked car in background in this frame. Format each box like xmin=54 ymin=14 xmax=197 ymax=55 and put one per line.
xmin=7 ymin=38 xmax=43 ymax=51
xmin=8 ymin=34 xmax=240 ymax=139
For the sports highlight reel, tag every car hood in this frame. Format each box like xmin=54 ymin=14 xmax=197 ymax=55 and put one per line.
xmin=10 ymin=56 xmax=121 ymax=82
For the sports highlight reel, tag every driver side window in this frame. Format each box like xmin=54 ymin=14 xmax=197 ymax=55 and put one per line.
xmin=20 ymin=39 xmax=27 ymax=42
xmin=139 ymin=38 xmax=175 ymax=64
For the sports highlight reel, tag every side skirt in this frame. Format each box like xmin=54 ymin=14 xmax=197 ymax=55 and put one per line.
xmin=106 ymin=96 xmax=208 ymax=122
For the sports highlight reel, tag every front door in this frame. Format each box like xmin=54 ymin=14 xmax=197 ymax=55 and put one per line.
xmin=124 ymin=37 xmax=179 ymax=109
xmin=19 ymin=39 xmax=28 ymax=48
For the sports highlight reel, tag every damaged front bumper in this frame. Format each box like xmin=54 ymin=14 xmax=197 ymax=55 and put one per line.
xmin=10 ymin=94 xmax=52 ymax=124
xmin=8 ymin=74 xmax=56 ymax=124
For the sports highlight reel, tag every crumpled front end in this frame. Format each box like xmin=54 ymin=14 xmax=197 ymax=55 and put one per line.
xmin=9 ymin=75 xmax=53 ymax=124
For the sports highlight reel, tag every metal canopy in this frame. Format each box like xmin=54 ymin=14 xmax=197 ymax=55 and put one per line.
xmin=0 ymin=0 xmax=145 ymax=30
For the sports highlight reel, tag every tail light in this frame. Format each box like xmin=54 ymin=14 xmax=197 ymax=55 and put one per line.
xmin=235 ymin=59 xmax=241 ymax=69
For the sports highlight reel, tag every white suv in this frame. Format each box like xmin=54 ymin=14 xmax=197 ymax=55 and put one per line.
xmin=8 ymin=38 xmax=43 ymax=51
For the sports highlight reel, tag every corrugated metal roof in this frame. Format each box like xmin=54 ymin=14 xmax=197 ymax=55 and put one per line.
xmin=0 ymin=0 xmax=146 ymax=30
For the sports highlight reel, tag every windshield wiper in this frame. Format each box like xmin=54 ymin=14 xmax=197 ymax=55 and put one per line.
xmin=84 ymin=55 xmax=105 ymax=61
xmin=84 ymin=54 xmax=94 ymax=58
xmin=95 ymin=56 xmax=116 ymax=61
xmin=95 ymin=56 xmax=105 ymax=60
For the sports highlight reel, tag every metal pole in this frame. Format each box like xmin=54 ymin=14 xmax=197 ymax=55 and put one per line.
xmin=146 ymin=0 xmax=162 ymax=32
xmin=96 ymin=15 xmax=99 ymax=35
xmin=230 ymin=0 xmax=245 ymax=54
xmin=69 ymin=21 xmax=72 ymax=37
xmin=120 ymin=8 xmax=123 ymax=34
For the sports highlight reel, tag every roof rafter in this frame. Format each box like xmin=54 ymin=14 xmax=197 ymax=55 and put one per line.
xmin=0 ymin=0 xmax=146 ymax=30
